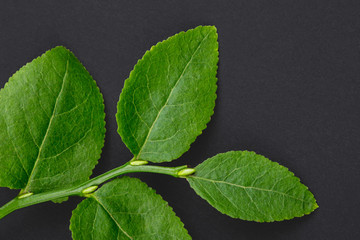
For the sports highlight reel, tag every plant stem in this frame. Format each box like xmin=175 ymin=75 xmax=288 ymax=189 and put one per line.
xmin=0 ymin=162 xmax=188 ymax=220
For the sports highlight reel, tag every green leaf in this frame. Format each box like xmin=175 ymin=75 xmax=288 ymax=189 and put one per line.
xmin=187 ymin=151 xmax=318 ymax=222
xmin=70 ymin=177 xmax=191 ymax=240
xmin=0 ymin=46 xmax=105 ymax=193
xmin=116 ymin=26 xmax=218 ymax=163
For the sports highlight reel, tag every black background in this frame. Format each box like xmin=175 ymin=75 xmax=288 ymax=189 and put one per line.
xmin=0 ymin=0 xmax=359 ymax=239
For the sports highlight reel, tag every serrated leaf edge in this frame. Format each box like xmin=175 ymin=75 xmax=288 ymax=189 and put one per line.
xmin=69 ymin=176 xmax=191 ymax=239
xmin=0 ymin=46 xmax=106 ymax=191
xmin=187 ymin=150 xmax=318 ymax=222
xmin=116 ymin=25 xmax=219 ymax=163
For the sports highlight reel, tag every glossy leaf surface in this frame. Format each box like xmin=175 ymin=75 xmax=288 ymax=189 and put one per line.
xmin=187 ymin=151 xmax=318 ymax=222
xmin=70 ymin=177 xmax=191 ymax=240
xmin=117 ymin=26 xmax=218 ymax=163
xmin=0 ymin=46 xmax=105 ymax=193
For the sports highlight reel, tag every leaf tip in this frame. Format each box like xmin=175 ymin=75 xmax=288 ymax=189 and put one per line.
xmin=313 ymin=201 xmax=319 ymax=210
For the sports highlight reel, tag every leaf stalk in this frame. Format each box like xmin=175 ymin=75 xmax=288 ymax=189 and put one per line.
xmin=0 ymin=162 xmax=188 ymax=220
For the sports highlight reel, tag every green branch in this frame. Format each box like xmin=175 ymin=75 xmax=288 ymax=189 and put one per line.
xmin=0 ymin=162 xmax=190 ymax=220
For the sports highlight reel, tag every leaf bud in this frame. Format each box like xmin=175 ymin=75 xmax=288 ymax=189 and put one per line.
xmin=177 ymin=168 xmax=196 ymax=176
xmin=18 ymin=192 xmax=33 ymax=199
xmin=82 ymin=186 xmax=98 ymax=194
xmin=130 ymin=160 xmax=149 ymax=166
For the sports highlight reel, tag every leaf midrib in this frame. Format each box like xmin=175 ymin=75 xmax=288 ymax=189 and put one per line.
xmin=136 ymin=31 xmax=211 ymax=159
xmin=189 ymin=175 xmax=312 ymax=204
xmin=23 ymin=59 xmax=69 ymax=192
xmin=92 ymin=195 xmax=133 ymax=240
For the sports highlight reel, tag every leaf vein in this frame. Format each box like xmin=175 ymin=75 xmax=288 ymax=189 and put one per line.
xmin=136 ymin=31 xmax=211 ymax=159
xmin=190 ymin=176 xmax=311 ymax=203
xmin=92 ymin=195 xmax=133 ymax=240
xmin=23 ymin=58 xmax=69 ymax=192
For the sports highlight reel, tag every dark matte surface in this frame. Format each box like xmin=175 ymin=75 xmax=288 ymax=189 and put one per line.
xmin=0 ymin=0 xmax=359 ymax=239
